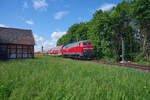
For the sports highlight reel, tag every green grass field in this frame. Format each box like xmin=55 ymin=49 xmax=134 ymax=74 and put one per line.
xmin=0 ymin=55 xmax=150 ymax=100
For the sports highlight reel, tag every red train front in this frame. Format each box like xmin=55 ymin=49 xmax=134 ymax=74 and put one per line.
xmin=62 ymin=40 xmax=94 ymax=59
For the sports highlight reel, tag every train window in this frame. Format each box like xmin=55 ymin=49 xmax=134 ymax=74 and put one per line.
xmin=78 ymin=43 xmax=80 ymax=46
xmin=83 ymin=42 xmax=87 ymax=45
xmin=64 ymin=45 xmax=68 ymax=49
xmin=88 ymin=42 xmax=91 ymax=45
xmin=79 ymin=43 xmax=81 ymax=46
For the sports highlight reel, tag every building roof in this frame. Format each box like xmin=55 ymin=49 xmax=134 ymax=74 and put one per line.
xmin=0 ymin=27 xmax=35 ymax=45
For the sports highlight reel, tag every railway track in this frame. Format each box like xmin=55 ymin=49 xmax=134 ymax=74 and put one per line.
xmin=61 ymin=57 xmax=150 ymax=72
xmin=91 ymin=60 xmax=150 ymax=72
xmin=75 ymin=59 xmax=150 ymax=72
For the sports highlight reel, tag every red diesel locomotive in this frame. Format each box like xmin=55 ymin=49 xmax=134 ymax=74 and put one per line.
xmin=49 ymin=40 xmax=94 ymax=59
xmin=62 ymin=40 xmax=94 ymax=59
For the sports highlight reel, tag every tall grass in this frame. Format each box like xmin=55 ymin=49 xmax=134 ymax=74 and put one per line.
xmin=0 ymin=55 xmax=150 ymax=100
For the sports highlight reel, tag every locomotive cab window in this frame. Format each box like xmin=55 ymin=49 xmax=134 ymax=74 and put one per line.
xmin=83 ymin=42 xmax=88 ymax=45
xmin=88 ymin=42 xmax=91 ymax=45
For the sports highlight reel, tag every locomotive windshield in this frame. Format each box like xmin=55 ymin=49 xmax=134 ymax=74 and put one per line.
xmin=88 ymin=42 xmax=91 ymax=45
xmin=83 ymin=42 xmax=87 ymax=45
xmin=83 ymin=42 xmax=91 ymax=45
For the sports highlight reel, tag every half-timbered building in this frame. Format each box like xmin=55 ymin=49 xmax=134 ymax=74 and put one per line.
xmin=0 ymin=27 xmax=35 ymax=60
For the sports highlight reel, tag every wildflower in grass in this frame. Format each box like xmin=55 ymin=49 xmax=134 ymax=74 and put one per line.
xmin=109 ymin=88 xmax=112 ymax=90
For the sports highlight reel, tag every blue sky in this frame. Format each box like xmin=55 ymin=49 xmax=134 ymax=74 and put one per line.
xmin=0 ymin=0 xmax=122 ymax=51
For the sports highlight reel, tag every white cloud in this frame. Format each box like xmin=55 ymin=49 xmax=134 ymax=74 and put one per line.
xmin=51 ymin=32 xmax=66 ymax=40
xmin=98 ymin=4 xmax=116 ymax=11
xmin=50 ymin=31 xmax=66 ymax=48
xmin=26 ymin=20 xmax=34 ymax=25
xmin=88 ymin=9 xmax=96 ymax=15
xmin=32 ymin=0 xmax=48 ymax=11
xmin=0 ymin=24 xmax=6 ymax=27
xmin=23 ymin=2 xmax=28 ymax=8
xmin=34 ymin=34 xmax=44 ymax=51
xmin=34 ymin=34 xmax=43 ymax=42
xmin=54 ymin=11 xmax=69 ymax=20
xmin=34 ymin=31 xmax=66 ymax=51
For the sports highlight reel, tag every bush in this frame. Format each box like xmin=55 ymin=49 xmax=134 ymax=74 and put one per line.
xmin=135 ymin=52 xmax=147 ymax=62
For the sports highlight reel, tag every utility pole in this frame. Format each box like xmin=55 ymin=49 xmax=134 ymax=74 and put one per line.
xmin=42 ymin=46 xmax=43 ymax=52
xmin=120 ymin=14 xmax=128 ymax=63
xmin=120 ymin=33 xmax=125 ymax=63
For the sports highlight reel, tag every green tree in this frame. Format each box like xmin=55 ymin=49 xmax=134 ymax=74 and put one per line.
xmin=132 ymin=0 xmax=150 ymax=58
xmin=88 ymin=10 xmax=112 ymax=58
xmin=57 ymin=23 xmax=88 ymax=46
xmin=109 ymin=1 xmax=135 ymax=60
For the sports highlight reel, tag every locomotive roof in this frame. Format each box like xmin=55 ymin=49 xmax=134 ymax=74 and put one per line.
xmin=78 ymin=40 xmax=89 ymax=43
xmin=64 ymin=40 xmax=89 ymax=45
xmin=63 ymin=40 xmax=91 ymax=48
xmin=0 ymin=27 xmax=35 ymax=45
